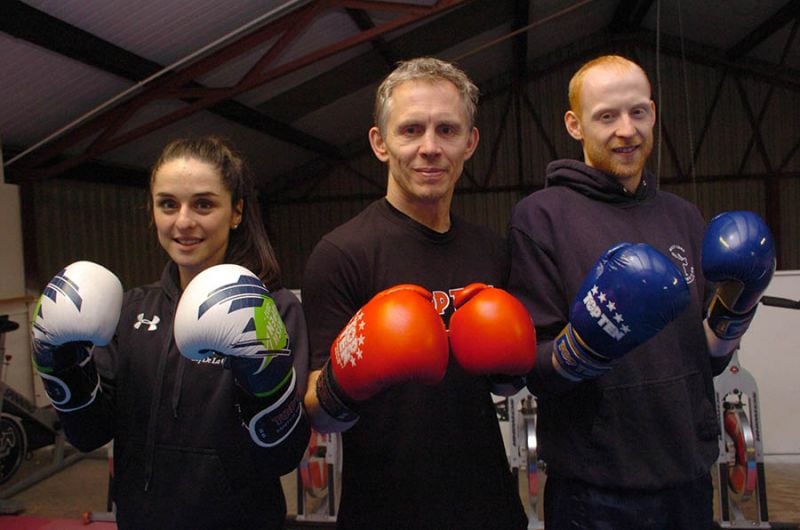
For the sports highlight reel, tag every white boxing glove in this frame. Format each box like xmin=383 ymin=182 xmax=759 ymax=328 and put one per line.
xmin=174 ymin=264 xmax=291 ymax=361
xmin=175 ymin=264 xmax=303 ymax=448
xmin=32 ymin=261 xmax=123 ymax=412
xmin=33 ymin=261 xmax=123 ymax=347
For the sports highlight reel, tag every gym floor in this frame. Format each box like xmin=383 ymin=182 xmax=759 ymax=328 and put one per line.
xmin=0 ymin=444 xmax=798 ymax=529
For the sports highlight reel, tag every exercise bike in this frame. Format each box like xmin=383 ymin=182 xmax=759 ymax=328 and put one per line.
xmin=0 ymin=314 xmax=72 ymax=513
xmin=714 ymin=295 xmax=800 ymax=529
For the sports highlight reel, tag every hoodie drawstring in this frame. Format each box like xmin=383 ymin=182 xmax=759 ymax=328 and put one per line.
xmin=142 ymin=329 xmax=174 ymax=492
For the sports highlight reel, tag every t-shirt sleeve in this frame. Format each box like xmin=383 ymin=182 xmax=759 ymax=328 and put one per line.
xmin=302 ymin=238 xmax=364 ymax=371
xmin=271 ymin=288 xmax=310 ymax=398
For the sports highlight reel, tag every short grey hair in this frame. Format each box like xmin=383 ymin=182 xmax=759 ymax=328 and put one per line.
xmin=373 ymin=57 xmax=479 ymax=134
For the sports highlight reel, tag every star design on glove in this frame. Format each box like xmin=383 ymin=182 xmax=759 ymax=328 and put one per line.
xmin=336 ymin=311 xmax=368 ymax=367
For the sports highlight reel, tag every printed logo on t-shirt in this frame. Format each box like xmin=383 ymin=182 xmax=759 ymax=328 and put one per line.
xmin=669 ymin=245 xmax=695 ymax=285
xmin=432 ymin=289 xmax=454 ymax=315
xmin=432 ymin=284 xmax=497 ymax=317
xmin=133 ymin=313 xmax=160 ymax=331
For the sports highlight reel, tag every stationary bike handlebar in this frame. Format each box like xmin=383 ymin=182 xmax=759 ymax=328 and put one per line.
xmin=759 ymin=296 xmax=800 ymax=310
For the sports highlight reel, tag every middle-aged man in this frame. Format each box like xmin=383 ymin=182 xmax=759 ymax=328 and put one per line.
xmin=302 ymin=56 xmax=532 ymax=530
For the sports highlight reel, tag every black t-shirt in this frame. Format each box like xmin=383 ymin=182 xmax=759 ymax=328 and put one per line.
xmin=303 ymin=199 xmax=527 ymax=530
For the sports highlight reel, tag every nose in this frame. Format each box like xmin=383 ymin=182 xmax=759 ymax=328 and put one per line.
xmin=419 ymin=129 xmax=442 ymax=157
xmin=616 ymin=114 xmax=636 ymax=138
xmin=175 ymin=205 xmax=196 ymax=230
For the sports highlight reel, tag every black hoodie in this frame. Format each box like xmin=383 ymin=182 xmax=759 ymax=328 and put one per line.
xmin=56 ymin=262 xmax=310 ymax=529
xmin=507 ymin=160 xmax=728 ymax=489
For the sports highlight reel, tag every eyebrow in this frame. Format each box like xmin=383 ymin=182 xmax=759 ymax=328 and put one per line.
xmin=591 ymin=102 xmax=650 ymax=117
xmin=154 ymin=191 xmax=221 ymax=197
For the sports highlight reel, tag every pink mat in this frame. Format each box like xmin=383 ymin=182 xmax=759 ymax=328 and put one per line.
xmin=0 ymin=514 xmax=117 ymax=529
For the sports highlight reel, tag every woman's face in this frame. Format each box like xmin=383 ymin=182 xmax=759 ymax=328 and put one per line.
xmin=151 ymin=156 xmax=242 ymax=289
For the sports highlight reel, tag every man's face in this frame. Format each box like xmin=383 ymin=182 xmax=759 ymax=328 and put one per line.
xmin=369 ymin=79 xmax=479 ymax=208
xmin=565 ymin=64 xmax=656 ymax=190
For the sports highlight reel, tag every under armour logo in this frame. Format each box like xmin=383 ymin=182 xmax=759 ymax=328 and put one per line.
xmin=134 ymin=313 xmax=160 ymax=331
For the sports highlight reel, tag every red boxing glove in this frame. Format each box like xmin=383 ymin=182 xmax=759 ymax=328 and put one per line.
xmin=449 ymin=283 xmax=537 ymax=376
xmin=316 ymin=284 xmax=449 ymax=422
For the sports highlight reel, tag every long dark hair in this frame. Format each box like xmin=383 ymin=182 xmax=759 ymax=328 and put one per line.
xmin=149 ymin=136 xmax=282 ymax=289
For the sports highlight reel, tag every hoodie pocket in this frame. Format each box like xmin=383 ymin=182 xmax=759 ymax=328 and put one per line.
xmin=587 ymin=371 xmax=719 ymax=488
xmin=114 ymin=444 xmax=247 ymax=529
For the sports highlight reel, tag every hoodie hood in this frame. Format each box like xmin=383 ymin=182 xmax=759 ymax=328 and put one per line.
xmin=545 ymin=159 xmax=656 ymax=205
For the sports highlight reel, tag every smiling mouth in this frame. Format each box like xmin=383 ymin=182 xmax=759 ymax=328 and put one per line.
xmin=416 ymin=167 xmax=446 ymax=176
xmin=174 ymin=237 xmax=202 ymax=247
xmin=612 ymin=145 xmax=639 ymax=155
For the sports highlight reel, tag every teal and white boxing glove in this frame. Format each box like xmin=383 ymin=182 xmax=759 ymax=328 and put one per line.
xmin=174 ymin=264 xmax=303 ymax=448
xmin=31 ymin=261 xmax=123 ymax=412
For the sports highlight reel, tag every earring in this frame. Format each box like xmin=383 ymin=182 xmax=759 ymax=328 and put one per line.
xmin=232 ymin=224 xmax=239 ymax=230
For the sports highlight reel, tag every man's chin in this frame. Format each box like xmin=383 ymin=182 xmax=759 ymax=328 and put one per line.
xmin=602 ymin=157 xmax=646 ymax=180
xmin=610 ymin=166 xmax=644 ymax=181
xmin=412 ymin=185 xmax=451 ymax=204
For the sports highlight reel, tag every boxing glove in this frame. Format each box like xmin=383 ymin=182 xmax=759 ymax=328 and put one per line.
xmin=174 ymin=264 xmax=302 ymax=448
xmin=449 ymin=282 xmax=536 ymax=379
xmin=315 ymin=284 xmax=449 ymax=423
xmin=703 ymin=211 xmax=776 ymax=341
xmin=31 ymin=261 xmax=123 ymax=412
xmin=552 ymin=243 xmax=690 ymax=382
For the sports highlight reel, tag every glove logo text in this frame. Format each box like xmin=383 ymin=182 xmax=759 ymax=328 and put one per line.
xmin=333 ymin=310 xmax=365 ymax=368
xmin=584 ymin=285 xmax=630 ymax=341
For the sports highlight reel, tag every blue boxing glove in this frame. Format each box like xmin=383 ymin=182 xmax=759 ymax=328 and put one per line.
xmin=552 ymin=243 xmax=690 ymax=381
xmin=703 ymin=211 xmax=776 ymax=342
xmin=174 ymin=264 xmax=304 ymax=448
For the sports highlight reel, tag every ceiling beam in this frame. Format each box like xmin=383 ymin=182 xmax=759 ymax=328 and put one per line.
xmin=0 ymin=0 xmax=341 ymax=163
xmin=4 ymin=0 xmax=468 ymax=183
xmin=258 ymin=0 xmax=515 ymax=124
xmin=345 ymin=8 xmax=397 ymax=66
xmin=0 ymin=0 xmax=156 ymax=80
xmin=726 ymin=0 xmax=800 ymax=58
xmin=536 ymin=27 xmax=800 ymax=93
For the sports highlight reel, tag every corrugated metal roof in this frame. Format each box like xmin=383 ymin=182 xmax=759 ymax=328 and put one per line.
xmin=2 ymin=0 xmax=798 ymax=189
xmin=0 ymin=33 xmax=130 ymax=146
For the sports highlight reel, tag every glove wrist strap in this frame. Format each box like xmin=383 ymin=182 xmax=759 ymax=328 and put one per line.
xmin=707 ymin=296 xmax=757 ymax=340
xmin=316 ymin=360 xmax=360 ymax=423
xmin=33 ymin=343 xmax=100 ymax=412
xmin=551 ymin=324 xmax=614 ymax=382
xmin=236 ymin=369 xmax=304 ymax=448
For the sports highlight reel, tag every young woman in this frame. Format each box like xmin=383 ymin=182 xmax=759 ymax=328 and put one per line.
xmin=31 ymin=136 xmax=310 ymax=529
